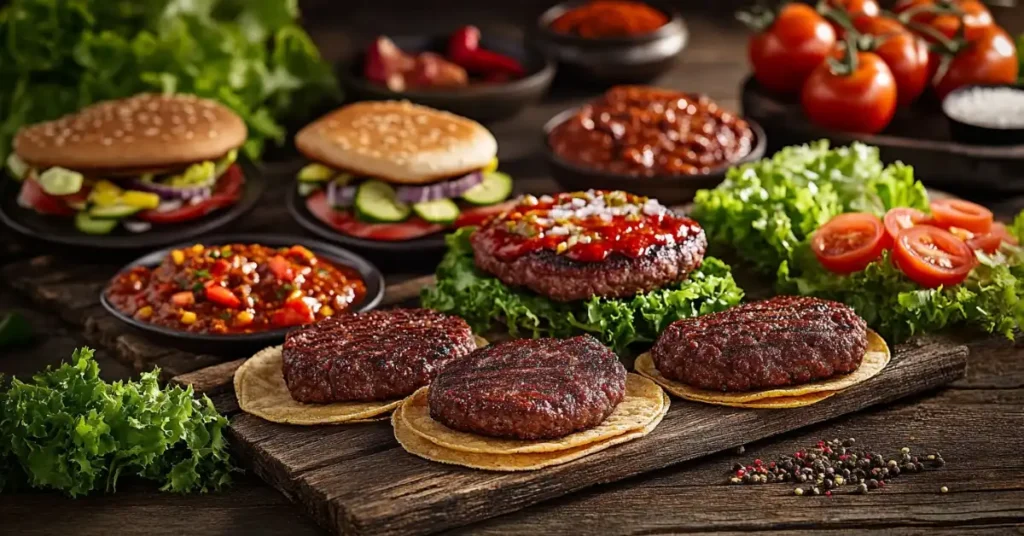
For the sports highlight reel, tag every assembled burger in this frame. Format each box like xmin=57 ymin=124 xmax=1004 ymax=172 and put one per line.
xmin=295 ymin=100 xmax=514 ymax=241
xmin=7 ymin=93 xmax=247 ymax=235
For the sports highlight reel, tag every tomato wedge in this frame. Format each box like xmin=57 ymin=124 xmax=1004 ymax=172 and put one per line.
xmin=205 ymin=286 xmax=241 ymax=309
xmin=267 ymin=255 xmax=295 ymax=282
xmin=306 ymin=190 xmax=444 ymax=241
xmin=929 ymin=199 xmax=993 ymax=234
xmin=883 ymin=207 xmax=930 ymax=242
xmin=136 ymin=164 xmax=244 ymax=224
xmin=893 ymin=225 xmax=975 ymax=288
xmin=811 ymin=213 xmax=889 ymax=274
xmin=17 ymin=178 xmax=77 ymax=217
xmin=271 ymin=299 xmax=315 ymax=327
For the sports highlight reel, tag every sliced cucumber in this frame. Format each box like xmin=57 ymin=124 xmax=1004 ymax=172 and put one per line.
xmin=354 ymin=180 xmax=411 ymax=223
xmin=462 ymin=171 xmax=513 ymax=205
xmin=413 ymin=198 xmax=461 ymax=224
xmin=297 ymin=182 xmax=321 ymax=197
xmin=75 ymin=212 xmax=118 ymax=235
xmin=6 ymin=153 xmax=29 ymax=181
xmin=37 ymin=167 xmax=84 ymax=196
xmin=89 ymin=203 xmax=143 ymax=219
xmin=297 ymin=163 xmax=337 ymax=182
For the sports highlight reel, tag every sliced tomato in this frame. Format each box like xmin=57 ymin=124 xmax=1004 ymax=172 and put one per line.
xmin=18 ymin=178 xmax=77 ymax=217
xmin=305 ymin=190 xmax=443 ymax=241
xmin=205 ymin=286 xmax=241 ymax=309
xmin=883 ymin=207 xmax=930 ymax=242
xmin=966 ymin=222 xmax=1019 ymax=253
xmin=136 ymin=164 xmax=244 ymax=224
xmin=893 ymin=225 xmax=975 ymax=288
xmin=267 ymin=255 xmax=295 ymax=282
xmin=929 ymin=199 xmax=993 ymax=234
xmin=811 ymin=213 xmax=889 ymax=274
xmin=453 ymin=200 xmax=518 ymax=228
xmin=271 ymin=299 xmax=315 ymax=327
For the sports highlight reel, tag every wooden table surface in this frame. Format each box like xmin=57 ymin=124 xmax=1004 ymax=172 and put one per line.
xmin=2 ymin=4 xmax=1023 ymax=535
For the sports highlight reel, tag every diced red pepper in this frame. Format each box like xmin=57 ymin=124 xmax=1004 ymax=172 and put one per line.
xmin=210 ymin=259 xmax=232 ymax=277
xmin=267 ymin=255 xmax=295 ymax=282
xmin=171 ymin=291 xmax=195 ymax=307
xmin=271 ymin=298 xmax=315 ymax=327
xmin=205 ymin=286 xmax=242 ymax=309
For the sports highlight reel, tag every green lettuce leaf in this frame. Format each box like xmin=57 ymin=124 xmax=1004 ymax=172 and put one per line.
xmin=691 ymin=140 xmax=928 ymax=274
xmin=0 ymin=0 xmax=338 ymax=162
xmin=422 ymin=228 xmax=745 ymax=354
xmin=0 ymin=347 xmax=236 ymax=496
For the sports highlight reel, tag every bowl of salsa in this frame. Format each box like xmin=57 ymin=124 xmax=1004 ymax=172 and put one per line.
xmin=102 ymin=235 xmax=385 ymax=354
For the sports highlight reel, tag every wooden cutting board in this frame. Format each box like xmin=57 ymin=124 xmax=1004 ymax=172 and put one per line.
xmin=170 ymin=277 xmax=968 ymax=536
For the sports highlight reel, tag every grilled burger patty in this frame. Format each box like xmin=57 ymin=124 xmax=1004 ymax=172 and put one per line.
xmin=651 ymin=296 xmax=868 ymax=392
xmin=282 ymin=308 xmax=476 ymax=403
xmin=428 ymin=335 xmax=627 ymax=440
xmin=470 ymin=191 xmax=708 ymax=302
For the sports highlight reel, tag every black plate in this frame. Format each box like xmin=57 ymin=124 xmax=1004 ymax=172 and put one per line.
xmin=0 ymin=157 xmax=265 ymax=250
xmin=542 ymin=106 xmax=767 ymax=205
xmin=100 ymin=234 xmax=385 ymax=356
xmin=286 ymin=186 xmax=448 ymax=254
xmin=340 ymin=33 xmax=556 ymax=123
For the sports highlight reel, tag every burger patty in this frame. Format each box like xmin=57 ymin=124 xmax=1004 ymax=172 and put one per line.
xmin=471 ymin=235 xmax=708 ymax=302
xmin=651 ymin=296 xmax=868 ymax=392
xmin=282 ymin=308 xmax=476 ymax=403
xmin=428 ymin=335 xmax=627 ymax=440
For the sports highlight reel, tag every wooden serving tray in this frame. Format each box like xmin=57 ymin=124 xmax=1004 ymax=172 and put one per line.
xmin=741 ymin=76 xmax=1024 ymax=195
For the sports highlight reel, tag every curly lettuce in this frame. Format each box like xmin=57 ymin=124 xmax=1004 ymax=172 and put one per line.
xmin=422 ymin=228 xmax=744 ymax=354
xmin=693 ymin=140 xmax=1023 ymax=342
xmin=0 ymin=0 xmax=338 ymax=161
xmin=0 ymin=347 xmax=236 ymax=497
xmin=691 ymin=140 xmax=928 ymax=273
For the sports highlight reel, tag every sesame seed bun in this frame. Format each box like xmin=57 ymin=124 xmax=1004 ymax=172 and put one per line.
xmin=12 ymin=93 xmax=247 ymax=171
xmin=294 ymin=101 xmax=497 ymax=185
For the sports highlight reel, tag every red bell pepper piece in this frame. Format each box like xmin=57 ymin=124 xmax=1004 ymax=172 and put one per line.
xmin=267 ymin=255 xmax=295 ymax=282
xmin=205 ymin=286 xmax=242 ymax=309
xmin=447 ymin=26 xmax=525 ymax=78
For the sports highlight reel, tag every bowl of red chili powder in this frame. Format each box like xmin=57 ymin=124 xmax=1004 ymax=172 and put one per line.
xmin=534 ymin=0 xmax=687 ymax=84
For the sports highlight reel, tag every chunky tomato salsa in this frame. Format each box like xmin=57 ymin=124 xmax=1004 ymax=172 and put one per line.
xmin=107 ymin=243 xmax=366 ymax=334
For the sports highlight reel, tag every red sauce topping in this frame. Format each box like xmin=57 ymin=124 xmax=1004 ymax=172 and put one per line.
xmin=106 ymin=243 xmax=366 ymax=335
xmin=548 ymin=86 xmax=755 ymax=176
xmin=472 ymin=190 xmax=700 ymax=262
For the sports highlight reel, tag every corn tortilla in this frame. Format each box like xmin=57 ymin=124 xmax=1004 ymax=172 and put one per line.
xmin=400 ymin=373 xmax=665 ymax=454
xmin=635 ymin=330 xmax=889 ymax=408
xmin=393 ymin=392 xmax=670 ymax=471
xmin=234 ymin=335 xmax=489 ymax=425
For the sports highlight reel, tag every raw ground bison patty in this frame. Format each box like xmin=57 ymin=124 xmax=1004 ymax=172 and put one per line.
xmin=428 ymin=335 xmax=627 ymax=440
xmin=470 ymin=236 xmax=708 ymax=302
xmin=282 ymin=308 xmax=476 ymax=403
xmin=651 ymin=296 xmax=868 ymax=392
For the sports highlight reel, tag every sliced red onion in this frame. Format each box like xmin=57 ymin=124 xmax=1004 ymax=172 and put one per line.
xmin=123 ymin=220 xmax=152 ymax=233
xmin=327 ymin=179 xmax=358 ymax=208
xmin=129 ymin=177 xmax=216 ymax=200
xmin=395 ymin=171 xmax=483 ymax=203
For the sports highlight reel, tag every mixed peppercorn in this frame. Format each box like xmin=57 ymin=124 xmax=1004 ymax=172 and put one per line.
xmin=726 ymin=438 xmax=947 ymax=497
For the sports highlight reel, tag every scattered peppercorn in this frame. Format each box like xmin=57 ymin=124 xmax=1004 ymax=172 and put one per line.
xmin=941 ymin=486 xmax=949 ymax=493
xmin=722 ymin=438 xmax=946 ymax=497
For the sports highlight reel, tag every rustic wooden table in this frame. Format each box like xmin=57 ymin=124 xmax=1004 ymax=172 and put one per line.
xmin=2 ymin=4 xmax=1023 ymax=535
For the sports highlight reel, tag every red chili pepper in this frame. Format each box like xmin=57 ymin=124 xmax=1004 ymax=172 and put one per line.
xmin=447 ymin=26 xmax=525 ymax=78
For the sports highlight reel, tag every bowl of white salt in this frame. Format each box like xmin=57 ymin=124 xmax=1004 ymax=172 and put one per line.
xmin=942 ymin=84 xmax=1024 ymax=146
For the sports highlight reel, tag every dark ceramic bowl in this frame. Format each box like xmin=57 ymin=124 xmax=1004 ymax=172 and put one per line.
xmin=541 ymin=106 xmax=767 ymax=205
xmin=100 ymin=234 xmax=385 ymax=356
xmin=533 ymin=1 xmax=688 ymax=85
xmin=340 ymin=33 xmax=555 ymax=123
xmin=942 ymin=84 xmax=1024 ymax=147
xmin=0 ymin=157 xmax=265 ymax=250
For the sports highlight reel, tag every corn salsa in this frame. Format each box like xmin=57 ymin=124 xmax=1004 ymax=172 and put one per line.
xmin=106 ymin=243 xmax=367 ymax=334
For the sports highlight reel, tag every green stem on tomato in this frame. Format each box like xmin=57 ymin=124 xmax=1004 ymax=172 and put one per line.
xmin=828 ymin=32 xmax=861 ymax=77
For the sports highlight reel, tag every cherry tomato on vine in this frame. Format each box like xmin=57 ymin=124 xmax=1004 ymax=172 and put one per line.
xmin=851 ymin=15 xmax=930 ymax=105
xmin=895 ymin=0 xmax=993 ymax=40
xmin=932 ymin=25 xmax=1019 ymax=100
xmin=802 ymin=50 xmax=898 ymax=134
xmin=892 ymin=225 xmax=975 ymax=288
xmin=744 ymin=3 xmax=837 ymax=95
xmin=822 ymin=0 xmax=881 ymax=35
xmin=812 ymin=212 xmax=890 ymax=274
